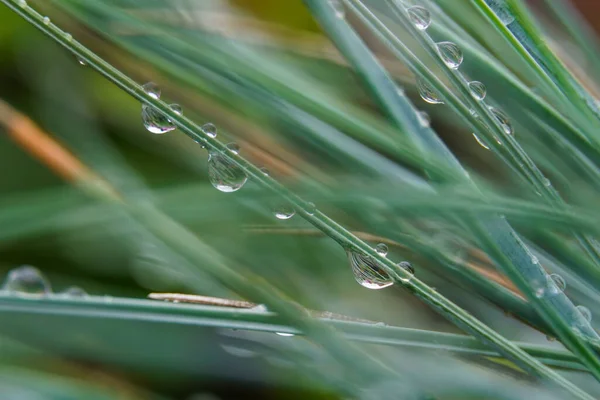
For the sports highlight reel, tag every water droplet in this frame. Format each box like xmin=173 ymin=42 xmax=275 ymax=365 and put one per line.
xmin=306 ymin=202 xmax=316 ymax=215
xmin=436 ymin=42 xmax=463 ymax=69
xmin=347 ymin=250 xmax=393 ymax=289
xmin=251 ymin=304 xmax=268 ymax=312
xmin=417 ymin=111 xmax=430 ymax=127
xmin=473 ymin=133 xmax=490 ymax=150
xmin=76 ymin=56 xmax=86 ymax=66
xmin=468 ymin=81 xmax=486 ymax=101
xmin=42 ymin=16 xmax=50 ymax=25
xmin=489 ymin=107 xmax=513 ymax=135
xmin=202 ymin=123 xmax=217 ymax=138
xmin=2 ymin=266 xmax=51 ymax=297
xmin=259 ymin=167 xmax=270 ymax=176
xmin=276 ymin=332 xmax=295 ymax=337
xmin=375 ymin=243 xmax=388 ymax=257
xmin=329 ymin=0 xmax=345 ymax=19
xmin=170 ymin=103 xmax=183 ymax=116
xmin=576 ymin=305 xmax=592 ymax=323
xmin=530 ymin=255 xmax=539 ymax=265
xmin=416 ymin=77 xmax=444 ymax=104
xmin=546 ymin=335 xmax=556 ymax=342
xmin=274 ymin=205 xmax=295 ymax=220
xmin=207 ymin=151 xmax=248 ymax=193
xmin=226 ymin=142 xmax=240 ymax=154
xmin=141 ymin=104 xmax=176 ymax=134
xmin=65 ymin=33 xmax=72 ymax=42
xmin=397 ymin=261 xmax=414 ymax=282
xmin=142 ymin=82 xmax=161 ymax=100
xmin=543 ymin=177 xmax=551 ymax=187
xmin=549 ymin=274 xmax=566 ymax=293
xmin=407 ymin=6 xmax=431 ymax=30
xmin=61 ymin=286 xmax=88 ymax=297
xmin=18 ymin=0 xmax=27 ymax=8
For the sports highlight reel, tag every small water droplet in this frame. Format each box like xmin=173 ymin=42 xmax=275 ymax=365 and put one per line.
xmin=416 ymin=77 xmax=444 ymax=104
xmin=141 ymin=104 xmax=176 ymax=134
xmin=489 ymin=107 xmax=513 ymax=136
xmin=202 ymin=123 xmax=217 ymax=138
xmin=546 ymin=335 xmax=556 ymax=342
xmin=436 ymin=42 xmax=463 ymax=69
xmin=170 ymin=103 xmax=183 ymax=116
xmin=65 ymin=33 xmax=72 ymax=42
xmin=207 ymin=151 xmax=248 ymax=192
xmin=576 ymin=305 xmax=592 ymax=323
xmin=76 ymin=56 xmax=86 ymax=66
xmin=397 ymin=261 xmax=414 ymax=282
xmin=259 ymin=167 xmax=270 ymax=176
xmin=543 ymin=177 xmax=551 ymax=187
xmin=417 ymin=111 xmax=431 ymax=127
xmin=276 ymin=332 xmax=295 ymax=337
xmin=18 ymin=0 xmax=27 ymax=8
xmin=61 ymin=286 xmax=88 ymax=297
xmin=226 ymin=142 xmax=240 ymax=154
xmin=347 ymin=250 xmax=393 ymax=289
xmin=530 ymin=255 xmax=539 ymax=265
xmin=42 ymin=16 xmax=50 ymax=25
xmin=473 ymin=133 xmax=490 ymax=150
xmin=375 ymin=243 xmax=388 ymax=257
xmin=468 ymin=81 xmax=486 ymax=101
xmin=407 ymin=6 xmax=431 ymax=30
xmin=306 ymin=202 xmax=316 ymax=215
xmin=550 ymin=274 xmax=565 ymax=290
xmin=142 ymin=82 xmax=161 ymax=99
xmin=274 ymin=205 xmax=295 ymax=220
xmin=329 ymin=0 xmax=345 ymax=19
xmin=251 ymin=304 xmax=268 ymax=312
xmin=2 ymin=266 xmax=51 ymax=297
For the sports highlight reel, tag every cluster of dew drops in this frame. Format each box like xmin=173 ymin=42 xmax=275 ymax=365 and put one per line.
xmin=140 ymin=82 xmax=414 ymax=289
xmin=1 ymin=265 xmax=88 ymax=298
xmin=401 ymin=3 xmax=514 ymax=150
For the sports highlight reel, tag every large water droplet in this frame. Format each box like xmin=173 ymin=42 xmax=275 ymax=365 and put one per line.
xmin=436 ymin=42 xmax=463 ymax=69
xmin=142 ymin=82 xmax=161 ymax=99
xmin=202 ymin=123 xmax=217 ymax=138
xmin=576 ymin=305 xmax=592 ymax=323
xmin=347 ymin=250 xmax=393 ymax=289
xmin=375 ymin=243 xmax=388 ymax=257
xmin=274 ymin=205 xmax=295 ymax=220
xmin=329 ymin=0 xmax=345 ymax=19
xmin=2 ymin=266 xmax=51 ymax=297
xmin=468 ymin=81 xmax=486 ymax=101
xmin=416 ymin=77 xmax=444 ymax=104
xmin=142 ymin=104 xmax=176 ymax=134
xmin=61 ymin=286 xmax=88 ymax=297
xmin=207 ymin=151 xmax=248 ymax=192
xmin=489 ymin=107 xmax=513 ymax=136
xmin=42 ymin=16 xmax=50 ymax=25
xmin=407 ymin=6 xmax=431 ymax=30
xmin=397 ymin=261 xmax=414 ymax=283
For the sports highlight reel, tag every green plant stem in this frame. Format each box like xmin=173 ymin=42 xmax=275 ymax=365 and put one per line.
xmin=3 ymin=1 xmax=596 ymax=398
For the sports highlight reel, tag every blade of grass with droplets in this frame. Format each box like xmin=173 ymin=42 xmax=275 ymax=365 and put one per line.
xmin=472 ymin=0 xmax=600 ymax=138
xmin=346 ymin=0 xmax=600 ymax=381
xmin=4 ymin=1 xmax=597 ymax=398
xmin=0 ymin=294 xmax=584 ymax=372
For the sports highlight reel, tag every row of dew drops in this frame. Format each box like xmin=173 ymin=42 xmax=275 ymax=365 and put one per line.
xmin=14 ymin=0 xmax=412 ymax=292
xmin=399 ymin=3 xmax=514 ymax=150
xmin=140 ymin=82 xmax=413 ymax=289
xmin=0 ymin=264 xmax=593 ymax=335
